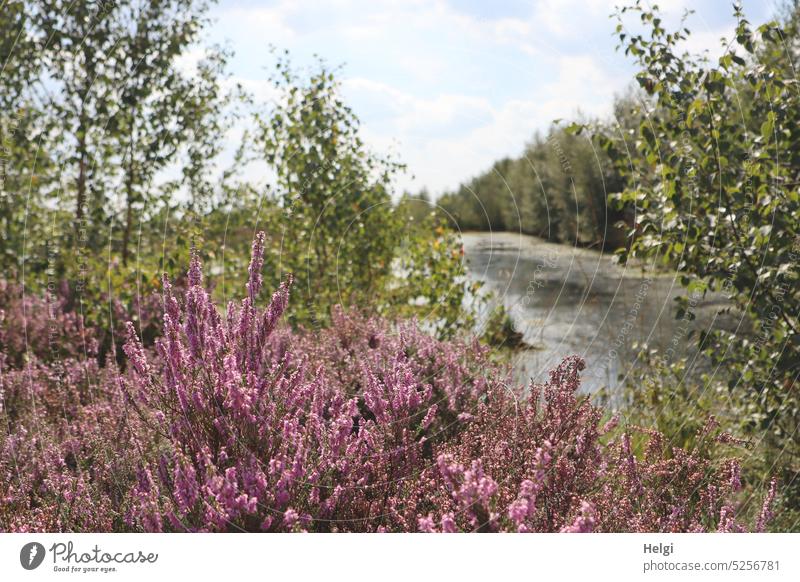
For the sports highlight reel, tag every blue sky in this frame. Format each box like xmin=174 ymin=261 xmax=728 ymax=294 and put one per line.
xmin=201 ymin=0 xmax=777 ymax=196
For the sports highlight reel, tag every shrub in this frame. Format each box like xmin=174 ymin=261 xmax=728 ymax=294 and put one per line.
xmin=121 ymin=233 xmax=499 ymax=531
xmin=0 ymin=356 xmax=139 ymax=531
xmin=589 ymin=1 xmax=800 ymax=511
xmin=119 ymin=233 xmax=774 ymax=532
xmin=0 ymin=280 xmax=95 ymax=367
xmin=481 ymin=304 xmax=526 ymax=350
xmin=0 ymin=278 xmax=165 ymax=369
xmin=0 ymin=233 xmax=780 ymax=532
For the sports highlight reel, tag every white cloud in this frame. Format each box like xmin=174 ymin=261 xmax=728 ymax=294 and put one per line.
xmin=679 ymin=26 xmax=738 ymax=60
xmin=344 ymin=78 xmax=493 ymax=134
xmin=540 ymin=55 xmax=624 ymax=112
xmin=342 ymin=49 xmax=628 ymax=194
xmin=346 ymin=87 xmax=541 ymax=194
xmin=215 ymin=1 xmax=298 ymax=44
xmin=202 ymin=0 xmax=770 ymax=196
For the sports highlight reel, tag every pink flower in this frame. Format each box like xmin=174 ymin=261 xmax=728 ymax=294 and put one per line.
xmin=560 ymin=501 xmax=596 ymax=533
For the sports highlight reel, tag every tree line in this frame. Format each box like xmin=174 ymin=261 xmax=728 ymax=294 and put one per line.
xmin=0 ymin=0 xmax=475 ymax=340
xmin=436 ymin=121 xmax=633 ymax=250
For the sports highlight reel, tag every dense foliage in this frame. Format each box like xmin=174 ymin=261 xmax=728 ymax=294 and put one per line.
xmin=253 ymin=56 xmax=399 ymax=327
xmin=0 ymin=2 xmax=473 ymax=341
xmin=437 ymin=125 xmax=630 ymax=250
xmin=580 ymin=1 xmax=800 ymax=516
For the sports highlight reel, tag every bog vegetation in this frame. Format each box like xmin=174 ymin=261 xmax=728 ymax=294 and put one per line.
xmin=0 ymin=0 xmax=797 ymax=531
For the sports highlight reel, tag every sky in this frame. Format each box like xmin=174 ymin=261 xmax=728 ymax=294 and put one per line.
xmin=202 ymin=0 xmax=778 ymax=197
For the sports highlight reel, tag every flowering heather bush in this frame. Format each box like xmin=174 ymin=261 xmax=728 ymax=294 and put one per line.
xmin=0 ymin=233 xmax=779 ymax=532
xmin=410 ymin=359 xmax=775 ymax=533
xmin=0 ymin=278 xmax=164 ymax=368
xmin=0 ymin=355 xmax=140 ymax=531
xmin=0 ymin=280 xmax=96 ymax=366
xmin=121 ymin=233 xmax=499 ymax=532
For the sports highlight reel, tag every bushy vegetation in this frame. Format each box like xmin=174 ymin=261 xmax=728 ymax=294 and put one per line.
xmin=0 ymin=236 xmax=776 ymax=532
xmin=589 ymin=0 xmax=800 ymax=522
xmin=0 ymin=1 xmax=473 ymax=340
xmin=439 ymin=0 xmax=800 ymax=525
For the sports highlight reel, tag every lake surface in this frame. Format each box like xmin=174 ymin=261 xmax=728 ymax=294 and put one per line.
xmin=460 ymin=232 xmax=738 ymax=392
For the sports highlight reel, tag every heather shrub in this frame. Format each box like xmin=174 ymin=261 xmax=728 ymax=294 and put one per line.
xmin=0 ymin=355 xmax=140 ymax=531
xmin=115 ymin=233 xmax=776 ymax=532
xmin=0 ymin=232 xmax=780 ymax=532
xmin=412 ymin=358 xmax=775 ymax=532
xmin=0 ymin=282 xmax=157 ymax=531
xmin=121 ymin=233 xmax=501 ymax=531
xmin=0 ymin=281 xmax=95 ymax=367
xmin=0 ymin=276 xmax=167 ymax=370
xmin=614 ymin=351 xmax=796 ymax=531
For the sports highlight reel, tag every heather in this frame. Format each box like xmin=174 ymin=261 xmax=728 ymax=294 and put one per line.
xmin=0 ymin=279 xmax=165 ymax=368
xmin=0 ymin=280 xmax=94 ymax=366
xmin=0 ymin=234 xmax=777 ymax=532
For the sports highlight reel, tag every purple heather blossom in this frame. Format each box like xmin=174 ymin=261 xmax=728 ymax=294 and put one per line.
xmin=560 ymin=501 xmax=596 ymax=533
xmin=756 ymin=478 xmax=778 ymax=533
xmin=0 ymin=233 xmax=780 ymax=533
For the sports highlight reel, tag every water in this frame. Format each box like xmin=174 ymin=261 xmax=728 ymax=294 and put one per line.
xmin=461 ymin=232 xmax=738 ymax=392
